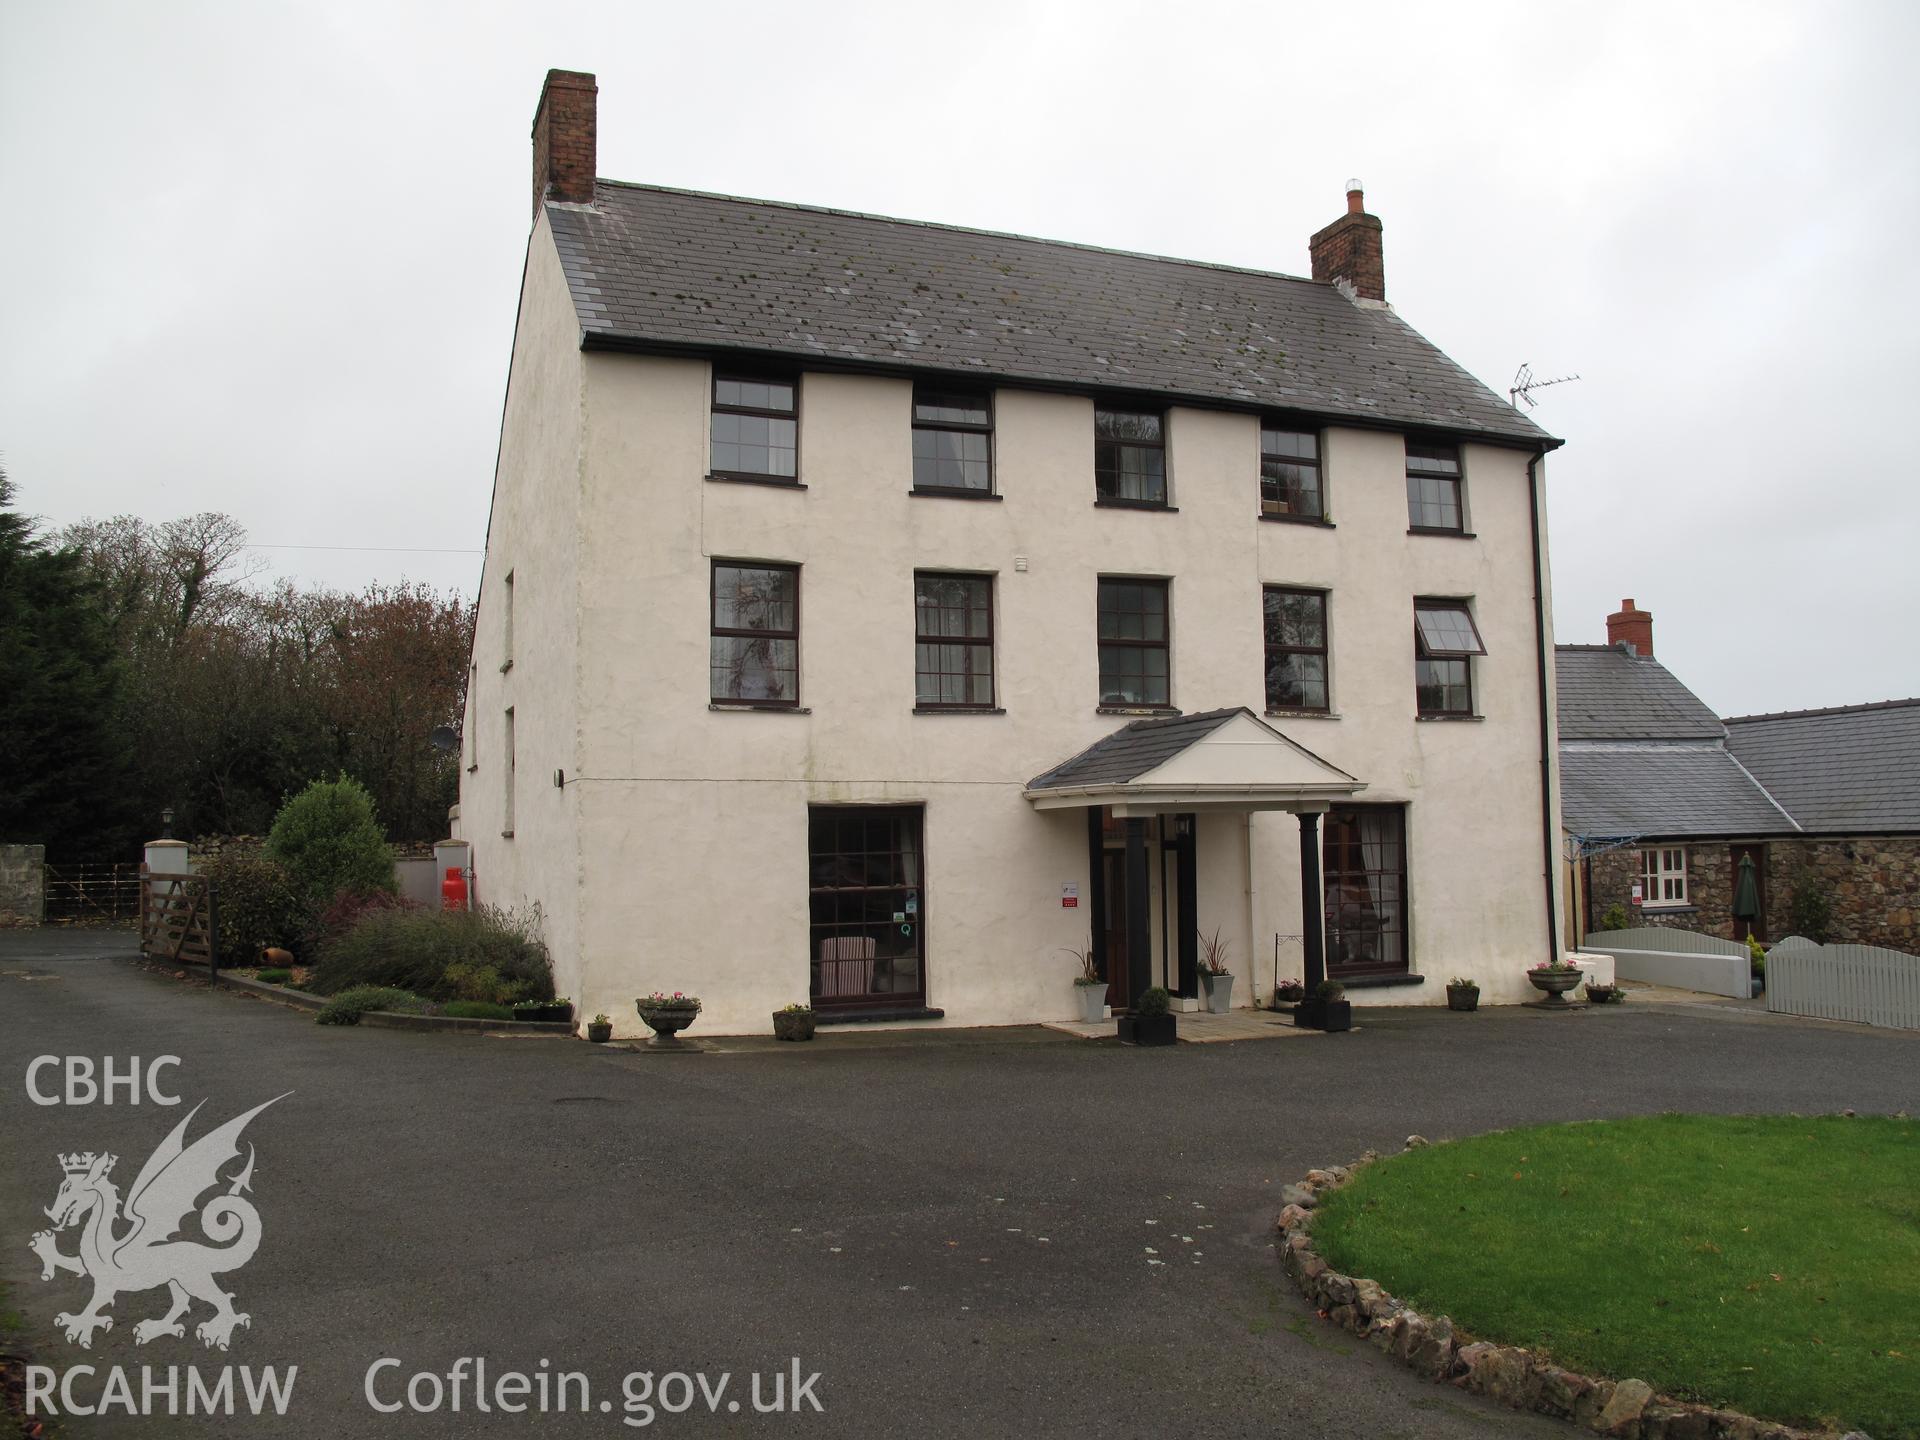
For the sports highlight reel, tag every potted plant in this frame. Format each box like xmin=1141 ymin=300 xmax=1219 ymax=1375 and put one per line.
xmin=1525 ymin=959 xmax=1585 ymax=1007
xmin=1748 ymin=934 xmax=1767 ymax=997
xmin=1446 ymin=975 xmax=1480 ymax=1012
xmin=1315 ymin=979 xmax=1352 ymax=1032
xmin=1272 ymin=978 xmax=1306 ymax=1012
xmin=1116 ymin=986 xmax=1177 ymax=1047
xmin=1584 ymin=982 xmax=1623 ymax=1004
xmin=1197 ymin=926 xmax=1234 ymax=1014
xmin=1063 ymin=945 xmax=1108 ymax=1024
xmin=513 ymin=995 xmax=575 ymax=1024
xmin=772 ymin=1002 xmax=815 ymax=1042
xmin=586 ymin=1012 xmax=612 ymax=1043
xmin=636 ymin=991 xmax=702 ymax=1044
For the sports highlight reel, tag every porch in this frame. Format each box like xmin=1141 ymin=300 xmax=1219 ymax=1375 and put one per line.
xmin=1026 ymin=707 xmax=1367 ymax=1010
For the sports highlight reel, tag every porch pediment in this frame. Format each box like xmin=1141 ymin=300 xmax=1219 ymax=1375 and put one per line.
xmin=1024 ymin=707 xmax=1364 ymax=814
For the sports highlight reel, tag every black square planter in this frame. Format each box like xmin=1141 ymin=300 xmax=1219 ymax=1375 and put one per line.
xmin=1294 ymin=999 xmax=1352 ymax=1032
xmin=1117 ymin=1013 xmax=1178 ymax=1047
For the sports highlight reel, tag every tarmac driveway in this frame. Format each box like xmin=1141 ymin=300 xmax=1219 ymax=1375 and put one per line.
xmin=2 ymin=929 xmax=1914 ymax=1438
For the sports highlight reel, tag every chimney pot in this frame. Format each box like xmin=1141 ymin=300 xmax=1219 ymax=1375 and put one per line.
xmin=1606 ymin=598 xmax=1655 ymax=658
xmin=1310 ymin=182 xmax=1386 ymax=302
xmin=532 ymin=69 xmax=597 ymax=218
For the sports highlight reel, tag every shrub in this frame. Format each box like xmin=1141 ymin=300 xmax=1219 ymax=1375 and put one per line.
xmin=306 ymin=885 xmax=418 ymax=955
xmin=1787 ymin=872 xmax=1834 ymax=944
xmin=313 ymin=903 xmax=552 ymax=1004
xmin=266 ymin=775 xmax=396 ymax=908
xmin=1315 ymin=979 xmax=1346 ymax=1001
xmin=199 ymin=849 xmax=309 ymax=964
xmin=440 ymin=1000 xmax=514 ymax=1020
xmin=315 ymin=985 xmax=426 ymax=1026
xmin=1597 ymin=902 xmax=1630 ymax=933
xmin=1135 ymin=986 xmax=1171 ymax=1017
xmin=256 ymin=967 xmax=292 ymax=985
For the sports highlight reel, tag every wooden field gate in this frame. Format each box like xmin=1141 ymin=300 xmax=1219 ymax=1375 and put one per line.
xmin=140 ymin=868 xmax=219 ymax=972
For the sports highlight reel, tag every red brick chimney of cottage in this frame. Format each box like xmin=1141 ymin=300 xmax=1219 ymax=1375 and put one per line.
xmin=531 ymin=69 xmax=597 ymax=216
xmin=1607 ymin=598 xmax=1654 ymax=657
xmin=1309 ymin=180 xmax=1386 ymax=301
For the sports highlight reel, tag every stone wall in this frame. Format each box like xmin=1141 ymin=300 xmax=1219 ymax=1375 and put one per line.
xmin=191 ymin=834 xmax=438 ymax=865
xmin=1586 ymin=835 xmax=1920 ymax=953
xmin=0 ymin=843 xmax=47 ymax=925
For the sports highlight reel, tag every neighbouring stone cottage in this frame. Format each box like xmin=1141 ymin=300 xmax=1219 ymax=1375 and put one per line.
xmin=1560 ymin=600 xmax=1920 ymax=952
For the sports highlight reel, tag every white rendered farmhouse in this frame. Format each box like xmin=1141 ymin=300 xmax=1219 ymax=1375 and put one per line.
xmin=455 ymin=70 xmax=1569 ymax=1037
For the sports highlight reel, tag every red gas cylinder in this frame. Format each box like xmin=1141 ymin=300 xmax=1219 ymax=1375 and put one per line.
xmin=441 ymin=867 xmax=468 ymax=911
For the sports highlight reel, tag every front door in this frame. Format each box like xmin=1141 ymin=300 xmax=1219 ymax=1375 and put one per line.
xmin=807 ymin=805 xmax=927 ymax=1012
xmin=1101 ymin=849 xmax=1132 ymax=1011
xmin=1729 ymin=843 xmax=1768 ymax=943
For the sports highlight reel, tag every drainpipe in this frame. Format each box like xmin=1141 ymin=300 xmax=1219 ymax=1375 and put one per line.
xmin=1527 ymin=449 xmax=1564 ymax=965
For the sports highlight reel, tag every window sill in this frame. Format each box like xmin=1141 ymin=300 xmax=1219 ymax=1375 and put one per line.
xmin=1259 ymin=513 xmax=1335 ymax=528
xmin=1407 ymin=526 xmax=1476 ymax=539
xmin=814 ymin=1006 xmax=946 ymax=1026
xmin=1416 ymin=712 xmax=1484 ymax=721
xmin=706 ymin=473 xmax=807 ymax=490
xmin=710 ymin=701 xmax=811 ymax=714
xmin=1098 ymin=705 xmax=1180 ymax=717
xmin=1267 ymin=708 xmax=1339 ymax=720
xmin=1337 ymin=972 xmax=1426 ymax=989
xmin=913 ymin=706 xmax=1006 ymax=715
xmin=1094 ymin=499 xmax=1178 ymax=513
xmin=1639 ymin=905 xmax=1699 ymax=915
xmin=911 ymin=487 xmax=1001 ymax=502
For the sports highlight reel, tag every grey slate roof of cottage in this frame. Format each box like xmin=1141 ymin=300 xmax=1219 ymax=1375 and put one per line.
xmin=1029 ymin=709 xmax=1248 ymax=791
xmin=1559 ymin=745 xmax=1799 ymax=839
xmin=1725 ymin=700 xmax=1920 ymax=833
xmin=544 ymin=182 xmax=1556 ymax=446
xmin=1554 ymin=645 xmax=1726 ymax=741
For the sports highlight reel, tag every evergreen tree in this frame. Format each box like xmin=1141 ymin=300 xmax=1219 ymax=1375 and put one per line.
xmin=0 ymin=469 xmax=139 ymax=858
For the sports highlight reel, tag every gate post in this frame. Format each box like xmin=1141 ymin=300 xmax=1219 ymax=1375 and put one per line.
xmin=206 ymin=881 xmax=221 ymax=981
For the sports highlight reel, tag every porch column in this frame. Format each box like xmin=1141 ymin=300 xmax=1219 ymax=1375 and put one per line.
xmin=1175 ymin=815 xmax=1198 ymax=999
xmin=1125 ymin=818 xmax=1151 ymax=1005
xmin=1298 ymin=810 xmax=1326 ymax=993
xmin=1085 ymin=807 xmax=1107 ymax=985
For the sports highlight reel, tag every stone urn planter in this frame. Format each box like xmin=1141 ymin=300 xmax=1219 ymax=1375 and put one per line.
xmin=772 ymin=1006 xmax=816 ymax=1042
xmin=1525 ymin=966 xmax=1585 ymax=1008
xmin=636 ymin=994 xmax=701 ymax=1045
xmin=1446 ymin=982 xmax=1479 ymax=1012
xmin=1202 ymin=971 xmax=1234 ymax=1014
xmin=1073 ymin=980 xmax=1108 ymax=1024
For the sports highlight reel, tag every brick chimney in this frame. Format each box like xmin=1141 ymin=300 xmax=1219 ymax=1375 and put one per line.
xmin=1309 ymin=180 xmax=1386 ymax=302
xmin=1607 ymin=598 xmax=1654 ymax=657
xmin=531 ymin=69 xmax=597 ymax=217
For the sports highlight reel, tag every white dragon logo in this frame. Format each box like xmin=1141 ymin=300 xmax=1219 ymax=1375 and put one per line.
xmin=28 ymin=1094 xmax=288 ymax=1350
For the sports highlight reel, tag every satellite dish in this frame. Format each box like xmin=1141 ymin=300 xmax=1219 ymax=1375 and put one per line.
xmin=429 ymin=725 xmax=460 ymax=754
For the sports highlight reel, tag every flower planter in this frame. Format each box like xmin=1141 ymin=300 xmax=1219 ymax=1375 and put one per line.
xmin=772 ymin=1010 xmax=816 ymax=1042
xmin=1526 ymin=968 xmax=1585 ymax=1008
xmin=1584 ymin=983 xmax=1624 ymax=1005
xmin=586 ymin=1021 xmax=612 ymax=1043
xmin=514 ymin=1002 xmax=574 ymax=1024
xmin=1202 ymin=972 xmax=1234 ymax=1014
xmin=1446 ymin=985 xmax=1480 ymax=1012
xmin=1073 ymin=982 xmax=1108 ymax=1024
xmin=1116 ymin=1013 xmax=1177 ymax=1047
xmin=636 ymin=1003 xmax=700 ymax=1044
xmin=1294 ymin=998 xmax=1352 ymax=1031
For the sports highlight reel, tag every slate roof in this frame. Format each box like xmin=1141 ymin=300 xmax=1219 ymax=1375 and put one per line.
xmin=1554 ymin=645 xmax=1725 ymax=741
xmin=1559 ymin=744 xmax=1798 ymax=838
xmin=545 ymin=182 xmax=1556 ymax=446
xmin=1726 ymin=700 xmax=1920 ymax=833
xmin=1028 ymin=709 xmax=1246 ymax=791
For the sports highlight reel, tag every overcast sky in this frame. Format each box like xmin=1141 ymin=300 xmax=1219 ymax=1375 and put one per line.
xmin=3 ymin=0 xmax=1914 ymax=718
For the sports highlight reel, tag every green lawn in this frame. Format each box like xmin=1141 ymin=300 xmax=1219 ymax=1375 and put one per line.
xmin=1311 ymin=1114 xmax=1919 ymax=1438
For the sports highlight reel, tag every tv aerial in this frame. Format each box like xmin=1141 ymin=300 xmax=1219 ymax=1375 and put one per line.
xmin=1509 ymin=363 xmax=1580 ymax=410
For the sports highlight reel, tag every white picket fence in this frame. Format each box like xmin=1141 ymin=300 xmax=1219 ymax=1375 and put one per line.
xmin=1580 ymin=926 xmax=1752 ymax=999
xmin=1765 ymin=936 xmax=1920 ymax=1031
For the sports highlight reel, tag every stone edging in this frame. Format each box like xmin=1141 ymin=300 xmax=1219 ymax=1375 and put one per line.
xmin=213 ymin=971 xmax=574 ymax=1036
xmin=1275 ymin=1140 xmax=1865 ymax=1440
